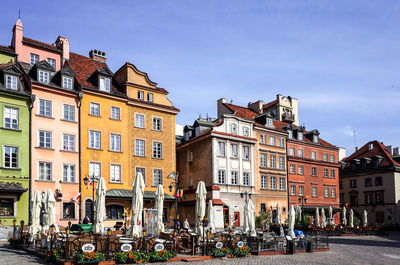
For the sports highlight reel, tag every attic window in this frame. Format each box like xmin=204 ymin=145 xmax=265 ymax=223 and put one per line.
xmin=5 ymin=75 xmax=18 ymax=90
xmin=313 ymin=134 xmax=318 ymax=143
xmin=99 ymin=76 xmax=111 ymax=92
xmin=368 ymin=144 xmax=373 ymax=150
xmin=185 ymin=131 xmax=190 ymax=141
xmin=147 ymin=93 xmax=153 ymax=102
xmin=138 ymin=91 xmax=144 ymax=100
xmin=298 ymin=131 xmax=303 ymax=141
xmin=288 ymin=130 xmax=293 ymax=139
xmin=266 ymin=118 xmax=273 ymax=128
xmin=62 ymin=76 xmax=73 ymax=89
xmin=243 ymin=127 xmax=249 ymax=137
xmin=230 ymin=123 xmax=237 ymax=134
xmin=38 ymin=70 xmax=50 ymax=84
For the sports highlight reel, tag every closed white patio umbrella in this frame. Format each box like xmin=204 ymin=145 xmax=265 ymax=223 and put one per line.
xmin=321 ymin=208 xmax=326 ymax=228
xmin=206 ymin=199 xmax=215 ymax=233
xmin=29 ymin=190 xmax=42 ymax=242
xmin=363 ymin=210 xmax=368 ymax=227
xmin=155 ymin=184 xmax=165 ymax=234
xmin=276 ymin=203 xmax=281 ymax=225
xmin=94 ymin=177 xmax=107 ymax=234
xmin=42 ymin=189 xmax=59 ymax=235
xmin=195 ymin=181 xmax=207 ymax=237
xmin=329 ymin=206 xmax=334 ymax=226
xmin=128 ymin=172 xmax=145 ymax=237
xmin=295 ymin=204 xmax=302 ymax=222
xmin=349 ymin=209 xmax=354 ymax=228
xmin=342 ymin=207 xmax=347 ymax=226
xmin=244 ymin=197 xmax=256 ymax=236
xmin=315 ymin=207 xmax=320 ymax=227
xmin=288 ymin=205 xmax=296 ymax=238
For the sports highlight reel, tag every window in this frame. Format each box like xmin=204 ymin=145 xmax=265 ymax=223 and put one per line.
xmin=147 ymin=93 xmax=153 ymax=102
xmin=47 ymin=58 xmax=56 ymax=69
xmin=266 ymin=118 xmax=273 ymax=128
xmin=279 ymin=156 xmax=285 ymax=169
xmin=110 ymin=164 xmax=121 ymax=183
xmin=269 ymin=136 xmax=275 ymax=146
xmin=0 ymin=198 xmax=15 ymax=217
xmin=350 ymin=195 xmax=358 ymax=206
xmin=135 ymin=139 xmax=145 ymax=156
xmin=110 ymin=107 xmax=120 ymax=120
xmin=110 ymin=134 xmax=121 ymax=152
xmin=289 ymin=147 xmax=295 ymax=156
xmin=106 ymin=205 xmax=124 ymax=220
xmin=243 ymin=146 xmax=250 ymax=160
xmin=39 ymin=162 xmax=52 ymax=181
xmin=89 ymin=162 xmax=101 ymax=178
xmin=365 ymin=193 xmax=373 ymax=205
xmin=261 ymin=175 xmax=267 ymax=189
xmin=278 ymin=137 xmax=284 ymax=147
xmin=242 ymin=126 xmax=249 ymax=137
xmin=63 ymin=134 xmax=75 ymax=151
xmin=4 ymin=106 xmax=18 ymax=129
xmin=136 ymin=168 xmax=145 ymax=182
xmin=30 ymin=53 xmax=39 ymax=65
xmin=260 ymin=134 xmax=266 ymax=144
xmin=218 ymin=170 xmax=225 ymax=184
xmin=231 ymin=144 xmax=238 ymax=158
xmin=270 ymin=155 xmax=276 ymax=168
xmin=99 ymin=76 xmax=111 ymax=92
xmin=298 ymin=149 xmax=303 ymax=157
xmin=231 ymin=171 xmax=238 ymax=185
xmin=290 ymin=185 xmax=296 ymax=195
xmin=323 ymin=168 xmax=328 ymax=177
xmin=63 ymin=164 xmax=75 ymax=182
xmin=311 ymin=151 xmax=316 ymax=160
xmin=218 ymin=142 xmax=225 ymax=156
xmin=298 ymin=165 xmax=304 ymax=175
xmin=62 ymin=76 xmax=73 ymax=89
xmin=365 ymin=178 xmax=372 ymax=187
xmin=279 ymin=177 xmax=285 ymax=191
xmin=138 ymin=91 xmax=144 ymax=100
xmin=312 ymin=167 xmax=317 ymax=176
xmin=288 ymin=130 xmax=293 ymax=139
xmin=298 ymin=132 xmax=303 ymax=141
xmin=39 ymin=99 xmax=52 ymax=117
xmin=260 ymin=153 xmax=267 ymax=167
xmin=339 ymin=193 xmax=344 ymax=203
xmin=5 ymin=75 xmax=17 ymax=90
xmin=135 ymin=114 xmax=145 ymax=128
xmin=350 ymin=179 xmax=357 ymax=188
xmin=270 ymin=176 xmax=277 ymax=190
xmin=63 ymin=203 xmax=75 ymax=219
xmin=330 ymin=154 xmax=335 ymax=162
xmin=313 ymin=134 xmax=318 ymax=143
xmin=153 ymin=117 xmax=162 ymax=131
xmin=3 ymin=146 xmax=18 ymax=168
xmin=324 ymin=188 xmax=329 ymax=198
xmin=331 ymin=188 xmax=336 ymax=198
xmin=312 ymin=187 xmax=317 ymax=197
xmin=152 ymin=142 xmax=162 ymax=159
xmin=375 ymin=176 xmax=383 ymax=186
xmin=323 ymin=154 xmax=328 ymax=161
xmin=89 ymin=131 xmax=101 ymax=149
xmin=290 ymin=164 xmax=295 ymax=174
xmin=261 ymin=203 xmax=266 ymax=212
xmin=38 ymin=131 xmax=52 ymax=148
xmin=299 ymin=185 xmax=304 ymax=196
xmin=330 ymin=169 xmax=335 ymax=178
xmin=38 ymin=70 xmax=50 ymax=84
xmin=230 ymin=123 xmax=237 ymax=134
xmin=153 ymin=169 xmax=162 ymax=186
xmin=243 ymin=172 xmax=249 ymax=186
xmin=89 ymin=102 xmax=100 ymax=116
xmin=63 ymin=104 xmax=74 ymax=121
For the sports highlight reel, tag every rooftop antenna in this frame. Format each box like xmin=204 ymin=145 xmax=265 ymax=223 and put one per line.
xmin=230 ymin=99 xmax=233 ymax=104
xmin=206 ymin=113 xmax=209 ymax=120
xmin=353 ymin=130 xmax=357 ymax=151
xmin=198 ymin=113 xmax=201 ymax=119
xmin=18 ymin=9 xmax=21 ymax=19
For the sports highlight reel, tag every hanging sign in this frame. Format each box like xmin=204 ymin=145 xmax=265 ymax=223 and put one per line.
xmin=82 ymin=243 xmax=95 ymax=253
xmin=121 ymin=244 xmax=132 ymax=252
xmin=155 ymin=243 xmax=165 ymax=251
xmin=215 ymin=242 xmax=223 ymax=249
xmin=237 ymin=241 xmax=244 ymax=248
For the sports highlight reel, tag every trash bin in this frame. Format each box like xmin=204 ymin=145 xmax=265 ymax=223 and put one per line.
xmin=287 ymin=241 xmax=296 ymax=254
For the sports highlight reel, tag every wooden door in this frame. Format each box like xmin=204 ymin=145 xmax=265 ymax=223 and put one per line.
xmin=234 ymin=212 xmax=240 ymax=226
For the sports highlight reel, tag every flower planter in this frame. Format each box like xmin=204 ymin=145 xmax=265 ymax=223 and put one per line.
xmin=77 ymin=258 xmax=104 ymax=264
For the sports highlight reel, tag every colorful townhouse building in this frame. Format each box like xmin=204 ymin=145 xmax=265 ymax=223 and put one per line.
xmin=0 ymin=45 xmax=16 ymax=64
xmin=0 ymin=62 xmax=31 ymax=225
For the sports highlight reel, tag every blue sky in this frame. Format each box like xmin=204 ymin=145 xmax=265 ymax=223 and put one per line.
xmin=1 ymin=0 xmax=400 ymax=155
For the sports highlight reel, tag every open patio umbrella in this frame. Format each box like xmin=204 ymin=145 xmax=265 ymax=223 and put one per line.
xmin=128 ymin=172 xmax=145 ymax=237
xmin=195 ymin=181 xmax=207 ymax=237
xmin=29 ymin=190 xmax=42 ymax=242
xmin=349 ymin=209 xmax=354 ymax=228
xmin=288 ymin=205 xmax=295 ymax=238
xmin=276 ymin=203 xmax=281 ymax=224
xmin=206 ymin=199 xmax=215 ymax=233
xmin=244 ymin=197 xmax=256 ymax=236
xmin=42 ymin=189 xmax=59 ymax=235
xmin=329 ymin=206 xmax=334 ymax=226
xmin=155 ymin=184 xmax=165 ymax=234
xmin=342 ymin=207 xmax=347 ymax=226
xmin=363 ymin=210 xmax=368 ymax=227
xmin=94 ymin=177 xmax=107 ymax=234
xmin=321 ymin=208 xmax=326 ymax=228
xmin=315 ymin=207 xmax=320 ymax=227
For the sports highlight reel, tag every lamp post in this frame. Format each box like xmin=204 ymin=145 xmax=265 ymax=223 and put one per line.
xmin=298 ymin=196 xmax=307 ymax=221
xmin=202 ymin=217 xmax=208 ymax=256
xmin=13 ymin=219 xmax=17 ymax=238
xmin=50 ymin=224 xmax=55 ymax=250
xmin=106 ymin=228 xmax=111 ymax=259
xmin=83 ymin=174 xmax=100 ymax=224
xmin=65 ymin=227 xmax=70 ymax=259
xmin=168 ymin=172 xmax=181 ymax=233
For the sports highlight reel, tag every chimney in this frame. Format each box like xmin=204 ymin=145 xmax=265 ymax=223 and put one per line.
xmin=56 ymin=36 xmax=70 ymax=63
xmin=386 ymin=145 xmax=393 ymax=155
xmin=89 ymin=50 xmax=106 ymax=63
xmin=217 ymin=98 xmax=227 ymax=118
xmin=393 ymin=147 xmax=399 ymax=156
xmin=11 ymin=19 xmax=23 ymax=58
xmin=247 ymin=100 xmax=263 ymax=114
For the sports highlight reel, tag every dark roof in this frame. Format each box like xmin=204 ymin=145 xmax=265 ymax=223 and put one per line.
xmin=263 ymin=100 xmax=278 ymax=109
xmin=0 ymin=182 xmax=28 ymax=193
xmin=0 ymin=45 xmax=15 ymax=55
xmin=106 ymin=189 xmax=175 ymax=201
xmin=22 ymin=36 xmax=62 ymax=53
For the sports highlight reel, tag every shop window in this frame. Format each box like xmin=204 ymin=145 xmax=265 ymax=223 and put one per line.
xmin=0 ymin=198 xmax=14 ymax=217
xmin=106 ymin=204 xmax=124 ymax=219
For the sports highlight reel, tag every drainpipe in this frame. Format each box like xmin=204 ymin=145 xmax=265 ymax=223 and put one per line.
xmin=285 ymin=139 xmax=290 ymax=216
xmin=28 ymin=93 xmax=36 ymax=224
xmin=78 ymin=91 xmax=83 ymax=222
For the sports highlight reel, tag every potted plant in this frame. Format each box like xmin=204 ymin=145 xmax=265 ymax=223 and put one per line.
xmin=113 ymin=251 xmax=149 ymax=264
xmin=306 ymin=238 xmax=314 ymax=253
xmin=148 ymin=250 xmax=175 ymax=262
xmin=233 ymin=246 xmax=251 ymax=257
xmin=73 ymin=251 xmax=105 ymax=264
xmin=209 ymin=247 xmax=231 ymax=257
xmin=47 ymin=249 xmax=64 ymax=263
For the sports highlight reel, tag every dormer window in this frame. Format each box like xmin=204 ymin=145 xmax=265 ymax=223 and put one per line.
xmin=313 ymin=134 xmax=318 ymax=143
xmin=185 ymin=131 xmax=190 ymax=141
xmin=298 ymin=132 xmax=303 ymax=141
xmin=288 ymin=130 xmax=293 ymax=139
xmin=138 ymin=91 xmax=144 ymax=100
xmin=195 ymin=127 xmax=200 ymax=137
xmin=266 ymin=118 xmax=273 ymax=128
xmin=99 ymin=76 xmax=111 ymax=92
xmin=147 ymin=93 xmax=153 ymax=102
xmin=62 ymin=76 xmax=73 ymax=89
xmin=38 ymin=70 xmax=50 ymax=84
xmin=230 ymin=123 xmax=237 ymax=134
xmin=5 ymin=75 xmax=18 ymax=90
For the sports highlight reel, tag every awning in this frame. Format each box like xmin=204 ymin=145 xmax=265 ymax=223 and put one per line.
xmin=0 ymin=182 xmax=28 ymax=193
xmin=106 ymin=189 xmax=176 ymax=202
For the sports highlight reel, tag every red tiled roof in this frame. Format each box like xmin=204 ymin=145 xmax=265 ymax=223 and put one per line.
xmin=212 ymin=198 xmax=224 ymax=205
xmin=0 ymin=45 xmax=15 ymax=55
xmin=22 ymin=37 xmax=62 ymax=53
xmin=263 ymin=100 xmax=277 ymax=109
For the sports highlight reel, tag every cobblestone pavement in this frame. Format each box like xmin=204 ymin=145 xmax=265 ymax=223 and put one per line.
xmin=0 ymin=233 xmax=399 ymax=265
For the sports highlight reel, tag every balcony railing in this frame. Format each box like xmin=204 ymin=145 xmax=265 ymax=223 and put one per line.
xmin=282 ymin=112 xmax=295 ymax=122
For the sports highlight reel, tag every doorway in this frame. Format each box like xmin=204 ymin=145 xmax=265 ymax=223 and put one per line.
xmin=234 ymin=212 xmax=240 ymax=226
xmin=223 ymin=206 xmax=229 ymax=227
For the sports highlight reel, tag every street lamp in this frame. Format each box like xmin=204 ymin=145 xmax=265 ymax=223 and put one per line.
xmin=167 ymin=172 xmax=180 ymax=233
xmin=298 ymin=196 xmax=307 ymax=221
xmin=83 ymin=174 xmax=100 ymax=224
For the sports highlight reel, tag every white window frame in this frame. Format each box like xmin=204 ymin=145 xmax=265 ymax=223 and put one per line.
xmin=38 ymin=130 xmax=52 ymax=148
xmin=89 ymin=162 xmax=101 ymax=178
xmin=138 ymin=91 xmax=144 ymax=100
xmin=99 ymin=76 xmax=111 ymax=92
xmin=312 ymin=187 xmax=317 ymax=197
xmin=218 ymin=170 xmax=225 ymax=184
xmin=323 ymin=153 xmax=328 ymax=161
xmin=152 ymin=117 xmax=162 ymax=131
xmin=298 ymin=132 xmax=303 ymax=141
xmin=231 ymin=144 xmax=238 ymax=158
xmin=270 ymin=176 xmax=277 ymax=190
xmin=242 ymin=127 xmax=249 ymax=137
xmin=63 ymin=164 xmax=75 ymax=183
xmin=5 ymin=75 xmax=18 ymax=90
xmin=3 ymin=146 xmax=18 ymax=168
xmin=331 ymin=188 xmax=336 ymax=198
xmin=218 ymin=142 xmax=225 ymax=157
xmin=299 ymin=185 xmax=304 ymax=196
xmin=152 ymin=141 xmax=162 ymax=159
xmin=110 ymin=106 xmax=120 ymax=120
xmin=289 ymin=164 xmax=295 ymax=174
xmin=311 ymin=151 xmax=316 ymax=160
xmin=279 ymin=177 xmax=285 ymax=191
xmin=63 ymin=104 xmax=75 ymax=121
xmin=38 ymin=70 xmax=50 ymax=84
xmin=47 ymin=58 xmax=56 ymax=69
xmin=298 ymin=149 xmax=303 ymax=157
xmin=330 ymin=169 xmax=335 ymax=178
xmin=278 ymin=137 xmax=284 ymax=147
xmin=89 ymin=130 xmax=101 ymax=149
xmin=39 ymin=99 xmax=52 ymax=117
xmin=266 ymin=118 xmax=273 ymax=128
xmin=135 ymin=113 xmax=145 ymax=128
xmin=323 ymin=168 xmax=329 ymax=177
xmin=63 ymin=134 xmax=75 ymax=151
xmin=243 ymin=172 xmax=250 ymax=186
xmin=135 ymin=139 xmax=145 ymax=157
xmin=270 ymin=154 xmax=276 ymax=168
xmin=90 ymin=102 xmax=100 ymax=116
xmin=38 ymin=162 xmax=52 ymax=181
xmin=269 ymin=136 xmax=275 ymax=146
xmin=260 ymin=134 xmax=266 ymax=144
xmin=30 ymin=53 xmax=39 ymax=65
xmin=62 ymin=76 xmax=73 ymax=89
xmin=153 ymin=169 xmax=163 ymax=186
xmin=261 ymin=175 xmax=267 ymax=189
xmin=4 ymin=106 xmax=19 ymax=129
xmin=110 ymin=134 xmax=121 ymax=152
xmin=289 ymin=147 xmax=295 ymax=156
xmin=279 ymin=156 xmax=285 ymax=169
xmin=231 ymin=171 xmax=238 ymax=185
xmin=290 ymin=185 xmax=296 ymax=195
xmin=330 ymin=154 xmax=335 ymax=162
xmin=110 ymin=164 xmax=121 ymax=183
xmin=243 ymin=146 xmax=250 ymax=160
xmin=260 ymin=153 xmax=267 ymax=167
xmin=147 ymin=93 xmax=153 ymax=102
xmin=230 ymin=123 xmax=237 ymax=134
xmin=298 ymin=165 xmax=304 ymax=175
xmin=324 ymin=188 xmax=329 ymax=198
